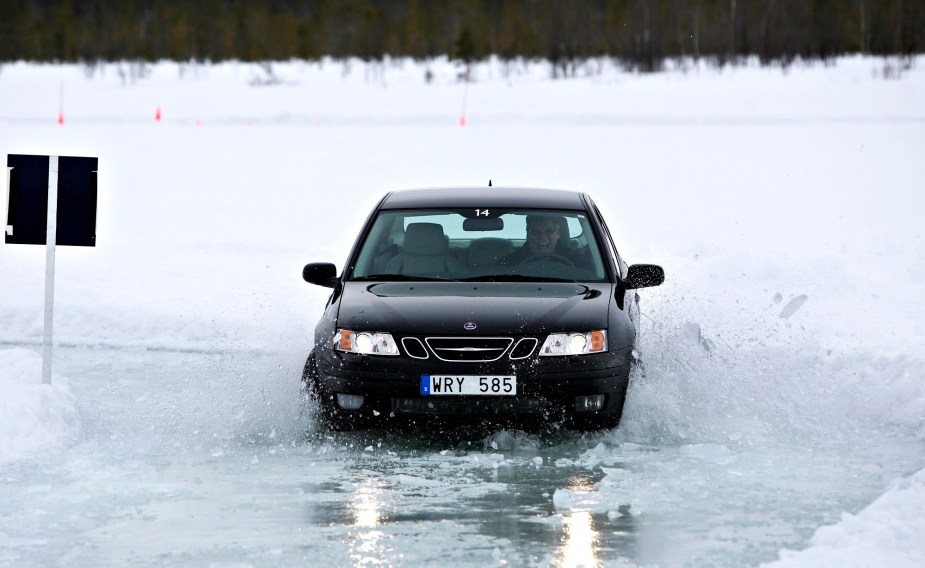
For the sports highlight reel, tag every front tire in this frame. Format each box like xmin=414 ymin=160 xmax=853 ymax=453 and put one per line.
xmin=301 ymin=353 xmax=361 ymax=431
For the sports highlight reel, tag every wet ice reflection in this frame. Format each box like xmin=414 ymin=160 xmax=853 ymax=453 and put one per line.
xmin=352 ymin=478 xmax=383 ymax=527
xmin=556 ymin=511 xmax=601 ymax=568
xmin=349 ymin=478 xmax=390 ymax=566
xmin=553 ymin=474 xmax=604 ymax=567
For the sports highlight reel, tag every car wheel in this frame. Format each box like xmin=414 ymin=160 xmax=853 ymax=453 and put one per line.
xmin=301 ymin=353 xmax=362 ymax=432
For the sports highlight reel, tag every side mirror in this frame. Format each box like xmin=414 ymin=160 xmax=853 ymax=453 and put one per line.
xmin=623 ymin=264 xmax=664 ymax=289
xmin=303 ymin=262 xmax=339 ymax=288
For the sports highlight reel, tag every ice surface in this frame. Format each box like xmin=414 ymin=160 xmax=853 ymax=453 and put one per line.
xmin=1 ymin=56 xmax=923 ymax=566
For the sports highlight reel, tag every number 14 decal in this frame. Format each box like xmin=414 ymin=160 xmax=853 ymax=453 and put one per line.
xmin=475 ymin=209 xmax=489 ymax=216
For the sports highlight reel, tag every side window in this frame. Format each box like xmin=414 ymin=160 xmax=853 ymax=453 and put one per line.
xmin=593 ymin=205 xmax=626 ymax=279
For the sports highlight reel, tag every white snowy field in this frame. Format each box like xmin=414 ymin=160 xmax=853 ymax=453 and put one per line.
xmin=1 ymin=56 xmax=924 ymax=566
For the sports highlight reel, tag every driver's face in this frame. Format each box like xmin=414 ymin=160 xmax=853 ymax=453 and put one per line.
xmin=527 ymin=220 xmax=559 ymax=254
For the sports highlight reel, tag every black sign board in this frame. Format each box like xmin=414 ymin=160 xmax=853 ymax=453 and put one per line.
xmin=6 ymin=154 xmax=98 ymax=246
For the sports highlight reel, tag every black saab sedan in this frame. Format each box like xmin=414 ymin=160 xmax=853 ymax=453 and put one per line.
xmin=301 ymin=187 xmax=663 ymax=431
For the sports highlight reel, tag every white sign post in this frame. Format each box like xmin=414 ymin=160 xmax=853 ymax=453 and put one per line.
xmin=42 ymin=156 xmax=59 ymax=385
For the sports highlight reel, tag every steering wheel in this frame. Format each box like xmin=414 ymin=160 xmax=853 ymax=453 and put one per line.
xmin=519 ymin=253 xmax=575 ymax=267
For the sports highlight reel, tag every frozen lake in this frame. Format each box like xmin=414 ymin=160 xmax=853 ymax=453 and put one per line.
xmin=0 ymin=344 xmax=921 ymax=567
xmin=2 ymin=57 xmax=924 ymax=566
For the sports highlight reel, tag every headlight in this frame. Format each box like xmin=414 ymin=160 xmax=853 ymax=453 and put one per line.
xmin=334 ymin=329 xmax=400 ymax=356
xmin=539 ymin=330 xmax=607 ymax=356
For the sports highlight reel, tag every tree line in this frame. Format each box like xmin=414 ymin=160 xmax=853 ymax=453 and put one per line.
xmin=1 ymin=1 xmax=921 ymax=72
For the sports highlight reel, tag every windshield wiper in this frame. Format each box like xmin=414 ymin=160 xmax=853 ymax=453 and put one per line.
xmin=351 ymin=274 xmax=459 ymax=282
xmin=460 ymin=275 xmax=576 ymax=283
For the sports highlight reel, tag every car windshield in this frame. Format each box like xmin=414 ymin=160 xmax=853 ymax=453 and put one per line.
xmin=349 ymin=209 xmax=609 ymax=282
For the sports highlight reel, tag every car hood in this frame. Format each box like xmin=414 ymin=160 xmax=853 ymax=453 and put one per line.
xmin=336 ymin=281 xmax=612 ymax=335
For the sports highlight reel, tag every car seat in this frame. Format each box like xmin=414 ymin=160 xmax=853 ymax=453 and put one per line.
xmin=386 ymin=223 xmax=463 ymax=275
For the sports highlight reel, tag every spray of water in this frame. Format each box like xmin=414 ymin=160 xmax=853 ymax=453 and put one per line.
xmin=618 ymin=270 xmax=925 ymax=450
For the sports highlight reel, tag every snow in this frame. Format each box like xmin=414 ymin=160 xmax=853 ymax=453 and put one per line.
xmin=1 ymin=55 xmax=924 ymax=566
xmin=0 ymin=348 xmax=80 ymax=466
xmin=764 ymin=469 xmax=925 ymax=568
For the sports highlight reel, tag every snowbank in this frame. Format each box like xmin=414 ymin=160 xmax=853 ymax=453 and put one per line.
xmin=0 ymin=348 xmax=81 ymax=466
xmin=765 ymin=467 xmax=925 ymax=568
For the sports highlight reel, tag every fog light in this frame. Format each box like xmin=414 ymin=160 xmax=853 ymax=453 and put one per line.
xmin=336 ymin=393 xmax=364 ymax=410
xmin=575 ymin=395 xmax=605 ymax=413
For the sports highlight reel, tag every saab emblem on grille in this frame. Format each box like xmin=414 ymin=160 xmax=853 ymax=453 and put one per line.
xmin=463 ymin=321 xmax=477 ymax=331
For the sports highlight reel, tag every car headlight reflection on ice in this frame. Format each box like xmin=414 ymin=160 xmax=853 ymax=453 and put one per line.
xmin=539 ymin=330 xmax=607 ymax=356
xmin=334 ymin=329 xmax=400 ymax=356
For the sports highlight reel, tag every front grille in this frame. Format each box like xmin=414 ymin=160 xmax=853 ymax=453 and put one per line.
xmin=509 ymin=338 xmax=538 ymax=359
xmin=392 ymin=397 xmax=545 ymax=415
xmin=424 ymin=337 xmax=513 ymax=362
xmin=401 ymin=337 xmax=429 ymax=359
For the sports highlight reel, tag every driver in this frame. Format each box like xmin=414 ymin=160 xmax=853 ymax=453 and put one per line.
xmin=499 ymin=215 xmax=590 ymax=268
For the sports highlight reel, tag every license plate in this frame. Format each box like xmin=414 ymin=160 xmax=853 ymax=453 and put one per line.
xmin=421 ymin=375 xmax=517 ymax=396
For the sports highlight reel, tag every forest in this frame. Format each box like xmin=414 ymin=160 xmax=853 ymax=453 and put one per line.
xmin=1 ymin=1 xmax=922 ymax=72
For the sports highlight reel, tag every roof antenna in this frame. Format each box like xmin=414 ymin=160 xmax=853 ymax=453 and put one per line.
xmin=488 ymin=179 xmax=492 ymax=187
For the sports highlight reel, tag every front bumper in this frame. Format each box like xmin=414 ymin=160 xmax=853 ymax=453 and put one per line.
xmin=312 ymin=346 xmax=633 ymax=420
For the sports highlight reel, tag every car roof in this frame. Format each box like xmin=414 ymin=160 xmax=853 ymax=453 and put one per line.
xmin=379 ymin=187 xmax=589 ymax=210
